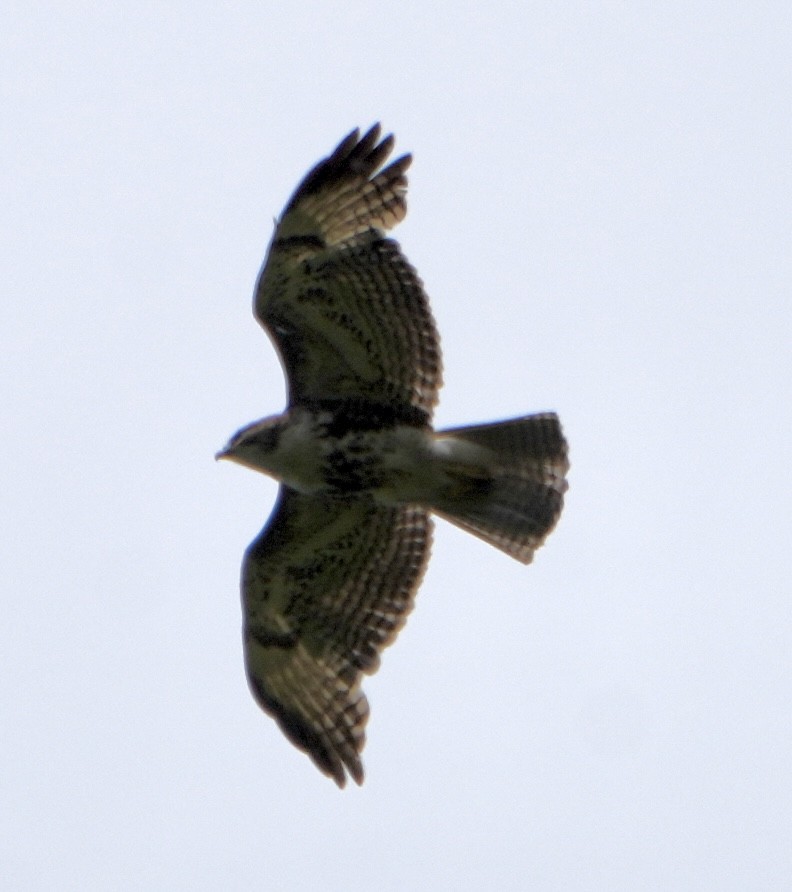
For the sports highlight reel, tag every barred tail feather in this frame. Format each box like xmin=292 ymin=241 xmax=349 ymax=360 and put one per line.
xmin=431 ymin=413 xmax=568 ymax=564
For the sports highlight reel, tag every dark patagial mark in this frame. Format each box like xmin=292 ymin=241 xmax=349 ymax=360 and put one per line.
xmin=273 ymin=234 xmax=326 ymax=252
xmin=247 ymin=627 xmax=298 ymax=649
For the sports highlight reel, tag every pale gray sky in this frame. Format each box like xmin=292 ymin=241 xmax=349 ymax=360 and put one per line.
xmin=3 ymin=3 xmax=791 ymax=889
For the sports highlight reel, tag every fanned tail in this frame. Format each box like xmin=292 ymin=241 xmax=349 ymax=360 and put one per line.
xmin=431 ymin=413 xmax=568 ymax=564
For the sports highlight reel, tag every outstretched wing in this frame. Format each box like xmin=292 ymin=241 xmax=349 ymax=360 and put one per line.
xmin=242 ymin=486 xmax=432 ymax=787
xmin=254 ymin=125 xmax=442 ymax=419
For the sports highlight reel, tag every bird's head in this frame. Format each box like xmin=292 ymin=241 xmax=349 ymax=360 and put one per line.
xmin=216 ymin=415 xmax=286 ymax=473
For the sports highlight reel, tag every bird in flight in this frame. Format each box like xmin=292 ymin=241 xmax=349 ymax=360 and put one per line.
xmin=217 ymin=125 xmax=568 ymax=787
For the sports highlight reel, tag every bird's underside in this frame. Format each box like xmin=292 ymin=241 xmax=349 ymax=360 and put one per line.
xmin=218 ymin=124 xmax=569 ymax=787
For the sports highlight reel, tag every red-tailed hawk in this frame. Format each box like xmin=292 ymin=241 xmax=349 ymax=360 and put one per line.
xmin=217 ymin=125 xmax=568 ymax=786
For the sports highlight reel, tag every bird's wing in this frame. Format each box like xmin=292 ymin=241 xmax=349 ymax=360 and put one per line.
xmin=254 ymin=124 xmax=442 ymax=420
xmin=241 ymin=485 xmax=432 ymax=787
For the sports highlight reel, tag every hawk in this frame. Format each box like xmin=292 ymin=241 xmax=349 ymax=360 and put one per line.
xmin=217 ymin=125 xmax=568 ymax=787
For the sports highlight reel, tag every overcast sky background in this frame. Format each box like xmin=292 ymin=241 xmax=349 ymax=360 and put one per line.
xmin=3 ymin=3 xmax=791 ymax=890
